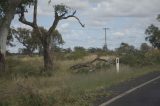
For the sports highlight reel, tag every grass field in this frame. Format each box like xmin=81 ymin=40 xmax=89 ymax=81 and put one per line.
xmin=0 ymin=55 xmax=160 ymax=106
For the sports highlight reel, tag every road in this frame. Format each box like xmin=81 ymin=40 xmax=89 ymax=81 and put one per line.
xmin=106 ymin=77 xmax=160 ymax=106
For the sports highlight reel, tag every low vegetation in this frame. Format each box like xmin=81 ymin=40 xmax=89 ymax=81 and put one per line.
xmin=0 ymin=52 xmax=160 ymax=106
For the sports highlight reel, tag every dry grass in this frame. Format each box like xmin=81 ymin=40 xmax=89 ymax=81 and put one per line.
xmin=0 ymin=55 xmax=160 ymax=106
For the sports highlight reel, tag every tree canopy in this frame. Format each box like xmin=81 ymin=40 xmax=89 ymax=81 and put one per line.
xmin=10 ymin=27 xmax=63 ymax=55
xmin=0 ymin=0 xmax=34 ymax=18
xmin=140 ymin=43 xmax=151 ymax=52
xmin=145 ymin=15 xmax=160 ymax=49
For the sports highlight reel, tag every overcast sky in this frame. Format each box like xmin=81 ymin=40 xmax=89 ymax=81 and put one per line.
xmin=9 ymin=0 xmax=160 ymax=52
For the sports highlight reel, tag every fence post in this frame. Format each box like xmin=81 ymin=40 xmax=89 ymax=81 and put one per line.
xmin=116 ymin=58 xmax=119 ymax=73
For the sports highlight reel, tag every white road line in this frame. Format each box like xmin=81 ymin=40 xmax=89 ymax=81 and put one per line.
xmin=99 ymin=75 xmax=160 ymax=106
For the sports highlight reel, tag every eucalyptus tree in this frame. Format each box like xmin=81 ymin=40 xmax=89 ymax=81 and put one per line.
xmin=11 ymin=28 xmax=38 ymax=56
xmin=18 ymin=0 xmax=84 ymax=71
xmin=145 ymin=15 xmax=160 ymax=49
xmin=0 ymin=0 xmax=34 ymax=72
xmin=10 ymin=27 xmax=63 ymax=56
xmin=116 ymin=43 xmax=136 ymax=54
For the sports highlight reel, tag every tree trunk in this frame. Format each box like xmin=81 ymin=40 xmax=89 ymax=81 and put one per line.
xmin=0 ymin=51 xmax=5 ymax=72
xmin=0 ymin=25 xmax=8 ymax=72
xmin=43 ymin=41 xmax=53 ymax=71
xmin=0 ymin=0 xmax=22 ymax=72
xmin=0 ymin=7 xmax=16 ymax=72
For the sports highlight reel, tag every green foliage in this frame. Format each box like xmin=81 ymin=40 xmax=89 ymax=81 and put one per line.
xmin=140 ymin=43 xmax=151 ymax=52
xmin=11 ymin=28 xmax=39 ymax=55
xmin=33 ymin=27 xmax=64 ymax=46
xmin=120 ymin=52 xmax=145 ymax=66
xmin=120 ymin=48 xmax=160 ymax=66
xmin=6 ymin=29 xmax=15 ymax=47
xmin=116 ymin=42 xmax=136 ymax=55
xmin=0 ymin=0 xmax=8 ymax=18
xmin=88 ymin=48 xmax=100 ymax=53
xmin=32 ymin=27 xmax=64 ymax=51
xmin=145 ymin=49 xmax=160 ymax=64
xmin=74 ymin=46 xmax=86 ymax=52
xmin=65 ymin=51 xmax=87 ymax=60
xmin=145 ymin=15 xmax=160 ymax=49
xmin=22 ymin=0 xmax=35 ymax=5
xmin=88 ymin=48 xmax=110 ymax=56
xmin=65 ymin=47 xmax=87 ymax=60
xmin=9 ymin=27 xmax=64 ymax=55
xmin=115 ymin=40 xmax=159 ymax=66
xmin=54 ymin=4 xmax=69 ymax=16
xmin=50 ymin=30 xmax=64 ymax=50
xmin=115 ymin=43 xmax=147 ymax=66
xmin=0 ymin=0 xmax=34 ymax=17
xmin=157 ymin=14 xmax=160 ymax=22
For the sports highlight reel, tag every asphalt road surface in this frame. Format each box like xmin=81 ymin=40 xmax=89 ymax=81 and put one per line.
xmin=107 ymin=77 xmax=160 ymax=106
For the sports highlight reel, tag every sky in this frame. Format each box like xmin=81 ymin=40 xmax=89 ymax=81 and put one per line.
xmin=9 ymin=0 xmax=160 ymax=53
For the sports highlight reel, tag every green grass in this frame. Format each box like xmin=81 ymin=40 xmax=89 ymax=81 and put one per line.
xmin=0 ymin=56 xmax=160 ymax=106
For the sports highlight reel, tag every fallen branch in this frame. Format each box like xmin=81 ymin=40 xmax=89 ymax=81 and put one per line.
xmin=70 ymin=57 xmax=115 ymax=70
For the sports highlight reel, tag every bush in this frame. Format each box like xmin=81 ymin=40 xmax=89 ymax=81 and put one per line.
xmin=145 ymin=49 xmax=160 ymax=64
xmin=120 ymin=49 xmax=160 ymax=66
xmin=65 ymin=51 xmax=88 ymax=60
xmin=120 ymin=52 xmax=146 ymax=66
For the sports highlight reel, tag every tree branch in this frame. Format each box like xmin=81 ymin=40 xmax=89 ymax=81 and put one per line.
xmin=61 ymin=11 xmax=85 ymax=27
xmin=48 ymin=9 xmax=84 ymax=38
xmin=19 ymin=15 xmax=34 ymax=27
xmin=18 ymin=5 xmax=34 ymax=28
xmin=48 ymin=12 xmax=60 ymax=36
xmin=14 ymin=34 xmax=28 ymax=48
xmin=62 ymin=15 xmax=85 ymax=27
xmin=33 ymin=0 xmax=38 ymax=26
xmin=19 ymin=0 xmax=38 ymax=28
xmin=18 ymin=1 xmax=43 ymax=41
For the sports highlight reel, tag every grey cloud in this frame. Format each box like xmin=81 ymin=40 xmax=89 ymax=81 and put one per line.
xmin=88 ymin=0 xmax=160 ymax=17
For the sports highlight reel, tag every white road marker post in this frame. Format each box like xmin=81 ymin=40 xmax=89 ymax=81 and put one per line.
xmin=116 ymin=58 xmax=119 ymax=73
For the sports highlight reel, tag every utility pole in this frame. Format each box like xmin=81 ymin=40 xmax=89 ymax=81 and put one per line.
xmin=103 ymin=28 xmax=109 ymax=51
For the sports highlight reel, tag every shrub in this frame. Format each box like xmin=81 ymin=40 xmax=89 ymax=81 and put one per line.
xmin=65 ymin=51 xmax=88 ymax=60
xmin=120 ymin=49 xmax=160 ymax=66
xmin=120 ymin=52 xmax=146 ymax=66
xmin=145 ymin=49 xmax=160 ymax=64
